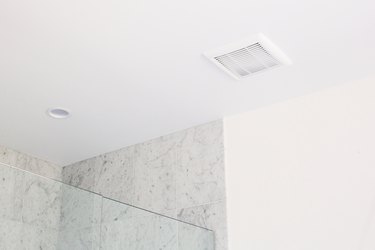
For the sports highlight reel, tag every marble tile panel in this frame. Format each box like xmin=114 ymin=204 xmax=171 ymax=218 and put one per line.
xmin=21 ymin=224 xmax=59 ymax=250
xmin=13 ymin=151 xmax=30 ymax=172
xmin=62 ymin=158 xmax=97 ymax=192
xmin=13 ymin=150 xmax=62 ymax=181
xmin=25 ymin=156 xmax=62 ymax=181
xmin=59 ymin=184 xmax=102 ymax=231
xmin=0 ymin=165 xmax=24 ymax=221
xmin=133 ymin=158 xmax=176 ymax=217
xmin=133 ymin=134 xmax=180 ymax=217
xmin=101 ymin=199 xmax=156 ymax=250
xmin=134 ymin=132 xmax=185 ymax=164
xmin=0 ymin=218 xmax=23 ymax=250
xmin=21 ymin=173 xmax=62 ymax=230
xmin=176 ymin=149 xmax=225 ymax=209
xmin=158 ymin=216 xmax=178 ymax=250
xmin=101 ymin=198 xmax=155 ymax=228
xmin=57 ymin=226 xmax=101 ymax=250
xmin=178 ymin=120 xmax=224 ymax=159
xmin=0 ymin=145 xmax=17 ymax=166
xmin=178 ymin=200 xmax=228 ymax=250
xmin=101 ymin=198 xmax=178 ymax=250
xmin=100 ymin=214 xmax=159 ymax=250
xmin=176 ymin=121 xmax=226 ymax=209
xmin=100 ymin=221 xmax=134 ymax=250
xmin=60 ymin=120 xmax=227 ymax=249
xmin=178 ymin=223 xmax=214 ymax=250
xmin=94 ymin=147 xmax=135 ymax=205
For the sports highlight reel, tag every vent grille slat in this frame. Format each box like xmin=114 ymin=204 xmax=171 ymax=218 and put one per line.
xmin=216 ymin=55 xmax=249 ymax=77
xmin=205 ymin=34 xmax=291 ymax=79
xmin=246 ymin=43 xmax=279 ymax=68
xmin=228 ymin=49 xmax=267 ymax=73
xmin=214 ymin=42 xmax=280 ymax=77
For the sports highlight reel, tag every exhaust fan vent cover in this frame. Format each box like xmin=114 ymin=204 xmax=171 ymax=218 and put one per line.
xmin=204 ymin=34 xmax=292 ymax=79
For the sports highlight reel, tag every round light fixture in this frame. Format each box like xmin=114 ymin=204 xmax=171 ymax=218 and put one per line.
xmin=47 ymin=108 xmax=71 ymax=119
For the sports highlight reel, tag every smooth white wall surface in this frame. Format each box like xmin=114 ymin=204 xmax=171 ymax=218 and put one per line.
xmin=224 ymin=77 xmax=375 ymax=249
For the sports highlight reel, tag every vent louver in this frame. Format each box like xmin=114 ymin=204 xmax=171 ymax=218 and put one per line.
xmin=204 ymin=34 xmax=292 ymax=79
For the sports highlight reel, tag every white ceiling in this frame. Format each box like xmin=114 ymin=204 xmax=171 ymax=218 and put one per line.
xmin=0 ymin=0 xmax=374 ymax=166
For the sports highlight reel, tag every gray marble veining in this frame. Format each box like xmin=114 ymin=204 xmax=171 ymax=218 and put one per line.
xmin=0 ymin=163 xmax=62 ymax=249
xmin=57 ymin=226 xmax=101 ymax=250
xmin=0 ymin=145 xmax=62 ymax=181
xmin=0 ymin=218 xmax=23 ymax=250
xmin=175 ymin=121 xmax=225 ymax=209
xmin=1 ymin=148 xmax=219 ymax=249
xmin=133 ymin=135 xmax=179 ymax=217
xmin=100 ymin=198 xmax=214 ymax=250
xmin=62 ymin=158 xmax=97 ymax=191
xmin=178 ymin=223 xmax=214 ymax=250
xmin=21 ymin=224 xmax=59 ymax=250
xmin=94 ymin=148 xmax=135 ymax=205
xmin=101 ymin=198 xmax=179 ymax=250
xmin=0 ymin=163 xmax=103 ymax=249
xmin=22 ymin=155 xmax=62 ymax=181
xmin=0 ymin=165 xmax=23 ymax=221
xmin=61 ymin=119 xmax=228 ymax=249
xmin=1 ymin=120 xmax=227 ymax=248
xmin=58 ymin=172 xmax=103 ymax=250
xmin=21 ymin=173 xmax=62 ymax=230
xmin=178 ymin=200 xmax=228 ymax=250
xmin=59 ymin=185 xmax=102 ymax=231
xmin=0 ymin=146 xmax=17 ymax=166
xmin=176 ymin=150 xmax=225 ymax=209
xmin=0 ymin=217 xmax=60 ymax=250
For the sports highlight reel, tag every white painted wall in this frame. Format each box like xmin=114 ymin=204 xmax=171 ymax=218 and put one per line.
xmin=224 ymin=77 xmax=375 ymax=250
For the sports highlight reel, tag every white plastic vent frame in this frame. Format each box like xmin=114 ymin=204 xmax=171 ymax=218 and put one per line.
xmin=204 ymin=34 xmax=292 ymax=79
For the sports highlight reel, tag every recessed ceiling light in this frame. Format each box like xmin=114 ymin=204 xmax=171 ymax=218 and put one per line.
xmin=47 ymin=108 xmax=71 ymax=119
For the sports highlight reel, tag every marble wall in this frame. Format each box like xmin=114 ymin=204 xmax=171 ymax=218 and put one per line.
xmin=0 ymin=163 xmax=62 ymax=249
xmin=0 ymin=162 xmax=214 ymax=249
xmin=101 ymin=198 xmax=214 ymax=250
xmin=62 ymin=120 xmax=228 ymax=250
xmin=0 ymin=145 xmax=62 ymax=181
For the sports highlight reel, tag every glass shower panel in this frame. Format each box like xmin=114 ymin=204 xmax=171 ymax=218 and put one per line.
xmin=178 ymin=222 xmax=215 ymax=250
xmin=0 ymin=163 xmax=102 ymax=250
xmin=57 ymin=184 xmax=102 ymax=250
xmin=0 ymin=163 xmax=63 ymax=249
xmin=0 ymin=163 xmax=214 ymax=249
xmin=100 ymin=197 xmax=214 ymax=250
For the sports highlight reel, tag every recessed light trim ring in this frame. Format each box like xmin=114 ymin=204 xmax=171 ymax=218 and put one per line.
xmin=47 ymin=108 xmax=71 ymax=119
